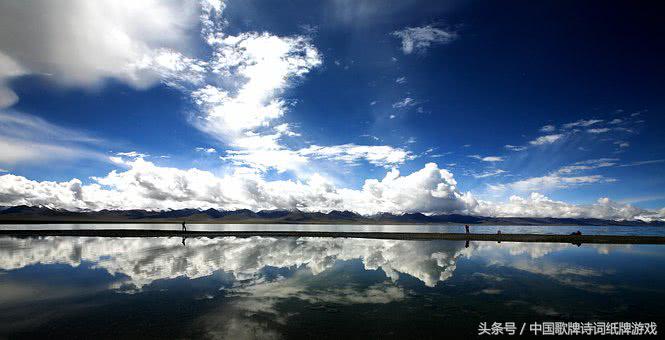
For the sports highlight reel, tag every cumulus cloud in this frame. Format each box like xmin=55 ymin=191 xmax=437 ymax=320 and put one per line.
xmin=0 ymin=236 xmax=472 ymax=289
xmin=2 ymin=1 xmax=412 ymax=175
xmin=183 ymin=4 xmax=413 ymax=174
xmin=0 ymin=160 xmax=477 ymax=215
xmin=392 ymin=25 xmax=457 ymax=54
xmin=274 ymin=123 xmax=300 ymax=137
xmin=476 ymin=193 xmax=663 ymax=221
xmin=0 ymin=0 xmax=201 ymax=107
xmin=1 ymin=158 xmax=662 ymax=220
xmin=193 ymin=32 xmax=322 ymax=139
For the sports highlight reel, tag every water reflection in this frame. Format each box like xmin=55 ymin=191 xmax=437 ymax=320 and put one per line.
xmin=1 ymin=237 xmax=664 ymax=338
xmin=0 ymin=236 xmax=473 ymax=288
xmin=5 ymin=223 xmax=665 ymax=236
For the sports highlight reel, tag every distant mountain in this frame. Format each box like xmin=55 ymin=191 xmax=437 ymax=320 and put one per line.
xmin=0 ymin=205 xmax=662 ymax=226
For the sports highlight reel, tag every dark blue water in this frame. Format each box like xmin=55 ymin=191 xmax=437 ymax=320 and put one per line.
xmin=1 ymin=236 xmax=663 ymax=338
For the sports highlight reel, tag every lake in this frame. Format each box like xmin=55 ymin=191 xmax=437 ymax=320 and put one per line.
xmin=4 ymin=223 xmax=665 ymax=236
xmin=1 ymin=230 xmax=664 ymax=338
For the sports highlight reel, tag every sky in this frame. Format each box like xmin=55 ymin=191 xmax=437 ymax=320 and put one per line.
xmin=0 ymin=0 xmax=663 ymax=220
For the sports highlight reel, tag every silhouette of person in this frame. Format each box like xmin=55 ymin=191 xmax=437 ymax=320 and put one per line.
xmin=182 ymin=237 xmax=186 ymax=246
xmin=465 ymin=224 xmax=470 ymax=234
xmin=465 ymin=239 xmax=469 ymax=248
xmin=182 ymin=221 xmax=187 ymax=231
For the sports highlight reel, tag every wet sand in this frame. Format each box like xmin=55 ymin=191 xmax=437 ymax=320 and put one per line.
xmin=1 ymin=229 xmax=664 ymax=244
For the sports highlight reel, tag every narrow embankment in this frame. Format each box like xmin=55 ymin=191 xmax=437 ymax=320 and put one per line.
xmin=1 ymin=229 xmax=664 ymax=244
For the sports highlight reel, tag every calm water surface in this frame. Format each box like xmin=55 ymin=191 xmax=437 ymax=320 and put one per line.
xmin=1 ymin=235 xmax=664 ymax=339
xmin=4 ymin=223 xmax=665 ymax=236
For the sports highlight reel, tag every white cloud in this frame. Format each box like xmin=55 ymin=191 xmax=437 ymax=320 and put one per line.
xmin=587 ymin=128 xmax=610 ymax=134
xmin=614 ymin=141 xmax=629 ymax=148
xmin=0 ymin=160 xmax=477 ymax=216
xmin=0 ymin=52 xmax=27 ymax=108
xmin=0 ymin=111 xmax=105 ymax=165
xmin=487 ymin=157 xmax=664 ymax=195
xmin=392 ymin=97 xmax=415 ymax=108
xmin=468 ymin=155 xmax=504 ymax=162
xmin=0 ymin=235 xmax=472 ymax=289
xmin=221 ymin=148 xmax=308 ymax=173
xmin=477 ymin=193 xmax=662 ymax=221
xmin=274 ymin=123 xmax=300 ymax=137
xmin=504 ymin=145 xmax=527 ymax=151
xmin=0 ymin=0 xmax=201 ymax=107
xmin=298 ymin=144 xmax=413 ymax=168
xmin=0 ymin=159 xmax=662 ymax=221
xmin=489 ymin=159 xmax=620 ymax=193
xmin=497 ymin=174 xmax=612 ymax=192
xmin=182 ymin=9 xmax=325 ymax=173
xmin=194 ymin=32 xmax=321 ymax=140
xmin=540 ymin=125 xmax=556 ymax=132
xmin=618 ymin=159 xmax=665 ymax=167
xmin=395 ymin=76 xmax=407 ymax=84
xmin=392 ymin=25 xmax=457 ymax=54
xmin=116 ymin=151 xmax=148 ymax=158
xmin=472 ymin=169 xmax=506 ymax=178
xmin=555 ymin=158 xmax=618 ymax=174
xmin=195 ymin=147 xmax=217 ymax=154
xmin=0 ymin=2 xmax=321 ymax=175
xmin=130 ymin=49 xmax=208 ymax=89
xmin=563 ymin=119 xmax=603 ymax=129
xmin=529 ymin=134 xmax=563 ymax=145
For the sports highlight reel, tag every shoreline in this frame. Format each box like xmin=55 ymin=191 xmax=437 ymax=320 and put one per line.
xmin=1 ymin=229 xmax=664 ymax=244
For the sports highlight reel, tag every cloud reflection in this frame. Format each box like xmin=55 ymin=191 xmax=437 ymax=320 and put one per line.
xmin=0 ymin=236 xmax=473 ymax=288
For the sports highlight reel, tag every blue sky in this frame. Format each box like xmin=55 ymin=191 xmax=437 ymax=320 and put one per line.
xmin=0 ymin=0 xmax=663 ymax=219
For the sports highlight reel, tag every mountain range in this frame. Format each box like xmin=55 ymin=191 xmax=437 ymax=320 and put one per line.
xmin=0 ymin=205 xmax=663 ymax=226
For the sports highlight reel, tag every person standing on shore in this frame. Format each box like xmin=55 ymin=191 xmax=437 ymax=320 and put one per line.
xmin=465 ymin=224 xmax=470 ymax=234
xmin=182 ymin=221 xmax=187 ymax=231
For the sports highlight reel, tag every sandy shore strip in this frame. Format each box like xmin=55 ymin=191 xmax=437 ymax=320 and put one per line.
xmin=1 ymin=229 xmax=664 ymax=244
